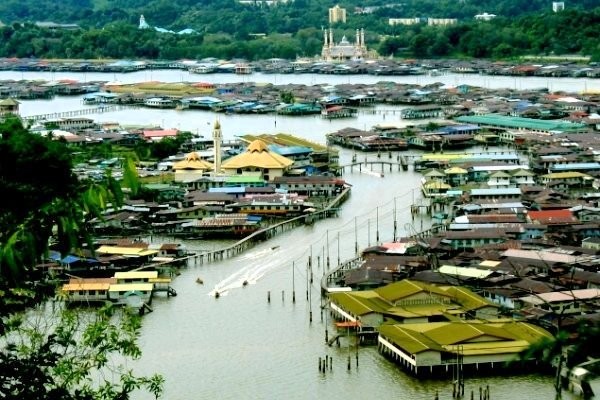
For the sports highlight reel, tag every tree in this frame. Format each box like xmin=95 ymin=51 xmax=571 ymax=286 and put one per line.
xmin=0 ymin=118 xmax=161 ymax=398
xmin=0 ymin=304 xmax=164 ymax=400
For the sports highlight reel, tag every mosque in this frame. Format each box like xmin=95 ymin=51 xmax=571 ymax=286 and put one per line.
xmin=321 ymin=28 xmax=368 ymax=61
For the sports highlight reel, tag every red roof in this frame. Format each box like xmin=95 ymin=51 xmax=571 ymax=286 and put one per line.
xmin=528 ymin=209 xmax=577 ymax=225
xmin=142 ymin=129 xmax=179 ymax=138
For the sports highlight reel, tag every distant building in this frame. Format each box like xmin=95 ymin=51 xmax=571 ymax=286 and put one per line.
xmin=0 ymin=98 xmax=19 ymax=117
xmin=138 ymin=14 xmax=195 ymax=34
xmin=139 ymin=15 xmax=150 ymax=29
xmin=553 ymin=1 xmax=565 ymax=12
xmin=329 ymin=5 xmax=347 ymax=24
xmin=389 ymin=18 xmax=421 ymax=26
xmin=427 ymin=18 xmax=458 ymax=26
xmin=474 ymin=12 xmax=496 ymax=21
xmin=321 ymin=28 xmax=367 ymax=61
xmin=35 ymin=22 xmax=80 ymax=30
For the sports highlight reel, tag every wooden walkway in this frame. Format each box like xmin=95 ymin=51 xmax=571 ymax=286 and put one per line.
xmin=140 ymin=187 xmax=351 ymax=270
xmin=23 ymin=104 xmax=139 ymax=121
xmin=336 ymin=157 xmax=409 ymax=174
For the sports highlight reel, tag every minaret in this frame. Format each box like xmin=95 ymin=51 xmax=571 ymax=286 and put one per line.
xmin=356 ymin=29 xmax=360 ymax=47
xmin=361 ymin=28 xmax=365 ymax=48
xmin=329 ymin=28 xmax=334 ymax=49
xmin=212 ymin=119 xmax=222 ymax=176
xmin=323 ymin=29 xmax=328 ymax=47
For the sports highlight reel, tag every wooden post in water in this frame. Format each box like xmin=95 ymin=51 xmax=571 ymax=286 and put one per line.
xmin=292 ymin=261 xmax=296 ymax=303
xmin=267 ymin=291 xmax=270 ymax=303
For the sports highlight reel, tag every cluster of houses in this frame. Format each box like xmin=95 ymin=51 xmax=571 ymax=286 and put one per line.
xmin=323 ymin=133 xmax=600 ymax=380
xmin=326 ymin=231 xmax=600 ymax=378
xmin=3 ymin=57 xmax=600 ymax=78
xmin=70 ymin=128 xmax=350 ymax=238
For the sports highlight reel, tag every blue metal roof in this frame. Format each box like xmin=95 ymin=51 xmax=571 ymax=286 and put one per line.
xmin=209 ymin=187 xmax=246 ymax=194
xmin=470 ymin=188 xmax=521 ymax=195
xmin=551 ymin=163 xmax=600 ymax=171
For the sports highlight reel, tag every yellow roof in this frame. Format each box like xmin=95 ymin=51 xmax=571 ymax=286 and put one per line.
xmin=96 ymin=246 xmax=159 ymax=257
xmin=172 ymin=152 xmax=213 ymax=171
xmin=379 ymin=320 xmax=552 ymax=355
xmin=221 ymin=139 xmax=294 ymax=170
xmin=423 ymin=181 xmax=451 ymax=189
xmin=62 ymin=282 xmax=112 ymax=291
xmin=444 ymin=167 xmax=467 ymax=174
xmin=114 ymin=271 xmax=159 ymax=280
xmin=541 ymin=171 xmax=592 ymax=179
xmin=108 ymin=283 xmax=154 ymax=292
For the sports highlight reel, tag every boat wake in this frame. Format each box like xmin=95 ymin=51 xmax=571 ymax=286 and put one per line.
xmin=209 ymin=246 xmax=283 ymax=295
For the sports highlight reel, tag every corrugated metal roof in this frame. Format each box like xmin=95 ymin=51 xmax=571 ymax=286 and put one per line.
xmin=456 ymin=114 xmax=587 ymax=132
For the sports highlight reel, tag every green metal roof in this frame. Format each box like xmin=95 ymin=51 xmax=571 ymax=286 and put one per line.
xmin=225 ymin=176 xmax=265 ymax=183
xmin=456 ymin=114 xmax=587 ymax=132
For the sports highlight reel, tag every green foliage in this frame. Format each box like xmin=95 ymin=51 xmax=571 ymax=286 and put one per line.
xmin=0 ymin=303 xmax=163 ymax=399
xmin=0 ymin=119 xmax=163 ymax=399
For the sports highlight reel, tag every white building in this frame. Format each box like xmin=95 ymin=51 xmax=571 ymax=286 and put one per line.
xmin=329 ymin=5 xmax=347 ymax=24
xmin=553 ymin=1 xmax=565 ymax=12
xmin=475 ymin=12 xmax=496 ymax=21
xmin=139 ymin=15 xmax=150 ymax=29
xmin=427 ymin=18 xmax=458 ymax=26
xmin=389 ymin=18 xmax=421 ymax=26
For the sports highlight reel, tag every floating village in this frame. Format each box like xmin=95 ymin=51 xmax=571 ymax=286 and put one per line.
xmin=4 ymin=69 xmax=600 ymax=397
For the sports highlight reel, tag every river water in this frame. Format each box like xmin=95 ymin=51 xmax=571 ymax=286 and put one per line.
xmin=5 ymin=70 xmax=596 ymax=399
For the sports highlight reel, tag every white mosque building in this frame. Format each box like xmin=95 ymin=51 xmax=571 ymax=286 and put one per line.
xmin=321 ymin=28 xmax=368 ymax=61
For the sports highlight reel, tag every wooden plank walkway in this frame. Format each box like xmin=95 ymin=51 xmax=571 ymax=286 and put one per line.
xmin=23 ymin=104 xmax=140 ymax=121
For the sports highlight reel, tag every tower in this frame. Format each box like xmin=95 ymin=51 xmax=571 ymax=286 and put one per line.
xmin=139 ymin=15 xmax=150 ymax=29
xmin=212 ymin=119 xmax=222 ymax=176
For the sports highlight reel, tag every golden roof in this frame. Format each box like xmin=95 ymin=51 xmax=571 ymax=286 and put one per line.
xmin=173 ymin=152 xmax=213 ymax=171
xmin=222 ymin=140 xmax=294 ymax=170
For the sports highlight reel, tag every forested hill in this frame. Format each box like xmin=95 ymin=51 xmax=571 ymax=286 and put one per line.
xmin=0 ymin=2 xmax=599 ymax=60
xmin=0 ymin=0 xmax=598 ymax=33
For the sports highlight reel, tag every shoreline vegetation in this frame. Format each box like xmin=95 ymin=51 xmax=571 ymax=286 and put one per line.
xmin=0 ymin=8 xmax=598 ymax=61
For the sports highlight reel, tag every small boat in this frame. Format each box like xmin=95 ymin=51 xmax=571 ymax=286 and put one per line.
xmin=271 ymin=246 xmax=280 ymax=250
xmin=196 ymin=277 xmax=204 ymax=284
xmin=215 ymin=291 xmax=220 ymax=299
xmin=242 ymin=280 xmax=248 ymax=287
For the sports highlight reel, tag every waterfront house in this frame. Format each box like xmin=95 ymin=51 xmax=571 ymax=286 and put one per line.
xmin=60 ymin=278 xmax=116 ymax=303
xmin=444 ymin=167 xmax=468 ymax=186
xmin=328 ymin=280 xmax=497 ymax=328
xmin=440 ymin=229 xmax=508 ymax=250
xmin=378 ymin=320 xmax=552 ymax=376
xmin=511 ymin=169 xmax=536 ymax=186
xmin=142 ymin=128 xmax=179 ymax=142
xmin=570 ymin=205 xmax=600 ymax=223
xmin=271 ymin=176 xmax=347 ymax=197
xmin=518 ymin=288 xmax=600 ymax=315
xmin=487 ymin=171 xmax=513 ymax=188
xmin=422 ymin=169 xmax=447 ymax=183
xmin=221 ymin=139 xmax=294 ymax=181
xmin=0 ymin=97 xmax=19 ymax=116
xmin=539 ymin=172 xmax=593 ymax=190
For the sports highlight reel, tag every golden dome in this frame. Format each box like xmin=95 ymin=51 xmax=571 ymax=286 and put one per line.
xmin=247 ymin=140 xmax=268 ymax=153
